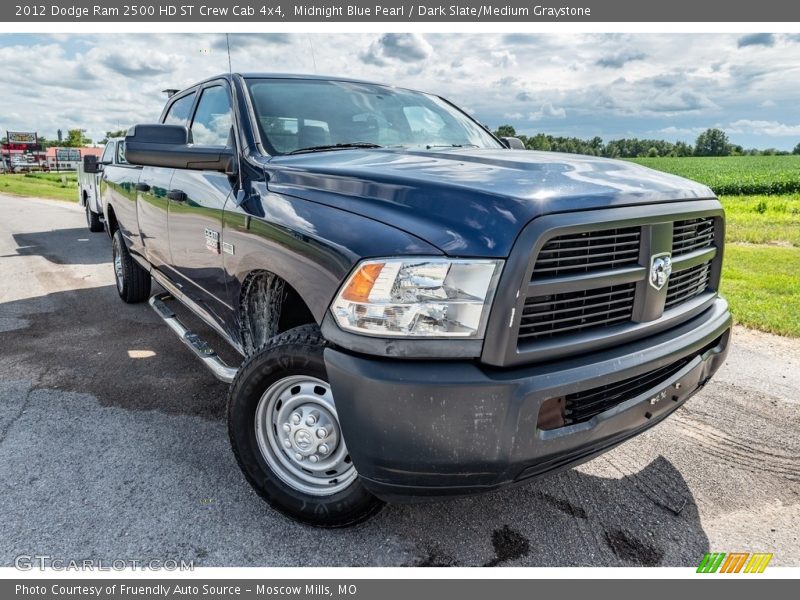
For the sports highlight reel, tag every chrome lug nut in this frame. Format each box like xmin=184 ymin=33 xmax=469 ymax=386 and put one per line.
xmin=291 ymin=413 xmax=301 ymax=425
xmin=318 ymin=444 xmax=329 ymax=455
xmin=294 ymin=453 xmax=303 ymax=461
xmin=305 ymin=415 xmax=317 ymax=426
xmin=316 ymin=428 xmax=327 ymax=439
xmin=309 ymin=455 xmax=319 ymax=463
xmin=283 ymin=439 xmax=292 ymax=449
xmin=282 ymin=423 xmax=291 ymax=433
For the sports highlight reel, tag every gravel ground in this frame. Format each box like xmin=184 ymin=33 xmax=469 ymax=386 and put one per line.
xmin=0 ymin=193 xmax=797 ymax=567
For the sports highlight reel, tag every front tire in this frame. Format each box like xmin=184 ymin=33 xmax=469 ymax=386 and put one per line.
xmin=111 ymin=229 xmax=151 ymax=303
xmin=227 ymin=325 xmax=383 ymax=527
xmin=86 ymin=202 xmax=104 ymax=232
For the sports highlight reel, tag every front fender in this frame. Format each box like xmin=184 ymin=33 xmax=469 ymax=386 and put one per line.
xmin=221 ymin=183 xmax=442 ymax=324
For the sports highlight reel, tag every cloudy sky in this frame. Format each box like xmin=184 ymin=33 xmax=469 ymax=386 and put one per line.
xmin=1 ymin=32 xmax=799 ymax=149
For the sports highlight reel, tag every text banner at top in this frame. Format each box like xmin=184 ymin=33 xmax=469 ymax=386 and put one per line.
xmin=4 ymin=0 xmax=800 ymax=22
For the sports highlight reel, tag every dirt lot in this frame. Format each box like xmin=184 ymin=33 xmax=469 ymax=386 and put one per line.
xmin=0 ymin=194 xmax=798 ymax=567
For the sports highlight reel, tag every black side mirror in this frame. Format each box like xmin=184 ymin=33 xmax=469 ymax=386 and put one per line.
xmin=83 ymin=155 xmax=100 ymax=174
xmin=501 ymin=137 xmax=526 ymax=150
xmin=125 ymin=124 xmax=234 ymax=172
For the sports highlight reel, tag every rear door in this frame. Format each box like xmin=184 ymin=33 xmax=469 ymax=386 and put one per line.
xmin=137 ymin=90 xmax=196 ymax=270
xmin=166 ymin=81 xmax=236 ymax=324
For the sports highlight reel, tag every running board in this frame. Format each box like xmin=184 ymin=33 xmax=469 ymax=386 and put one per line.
xmin=148 ymin=293 xmax=238 ymax=383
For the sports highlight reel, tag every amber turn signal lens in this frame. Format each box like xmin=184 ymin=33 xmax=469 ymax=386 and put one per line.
xmin=341 ymin=262 xmax=385 ymax=302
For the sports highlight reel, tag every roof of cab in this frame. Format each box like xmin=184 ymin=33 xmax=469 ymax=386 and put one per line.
xmin=170 ymin=72 xmax=393 ymax=95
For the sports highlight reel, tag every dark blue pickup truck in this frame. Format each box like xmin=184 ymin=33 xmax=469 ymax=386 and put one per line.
xmin=100 ymin=73 xmax=731 ymax=527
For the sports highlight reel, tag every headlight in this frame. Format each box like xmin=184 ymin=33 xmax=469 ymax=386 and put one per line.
xmin=331 ymin=258 xmax=503 ymax=338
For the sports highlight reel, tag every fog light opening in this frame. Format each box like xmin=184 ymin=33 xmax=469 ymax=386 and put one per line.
xmin=537 ymin=396 xmax=566 ymax=431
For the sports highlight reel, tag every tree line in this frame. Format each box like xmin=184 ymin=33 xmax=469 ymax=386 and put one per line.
xmin=493 ymin=126 xmax=800 ymax=157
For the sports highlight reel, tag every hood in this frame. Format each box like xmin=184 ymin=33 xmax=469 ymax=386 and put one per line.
xmin=265 ymin=148 xmax=714 ymax=257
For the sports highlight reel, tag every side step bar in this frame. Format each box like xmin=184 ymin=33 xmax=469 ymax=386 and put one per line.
xmin=148 ymin=293 xmax=239 ymax=383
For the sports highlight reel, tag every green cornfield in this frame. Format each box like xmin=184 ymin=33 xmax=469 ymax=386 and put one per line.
xmin=628 ymin=155 xmax=800 ymax=196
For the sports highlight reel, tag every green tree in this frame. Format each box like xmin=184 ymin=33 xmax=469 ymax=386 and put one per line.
xmin=793 ymin=143 xmax=800 ymax=155
xmin=99 ymin=129 xmax=127 ymax=144
xmin=63 ymin=128 xmax=91 ymax=147
xmin=494 ymin=124 xmax=517 ymax=138
xmin=694 ymin=128 xmax=731 ymax=157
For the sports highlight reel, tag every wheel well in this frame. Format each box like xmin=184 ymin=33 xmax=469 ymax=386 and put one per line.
xmin=239 ymin=271 xmax=316 ymax=355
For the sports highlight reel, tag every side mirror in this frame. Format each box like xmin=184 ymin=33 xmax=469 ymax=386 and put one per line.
xmin=83 ymin=155 xmax=100 ymax=174
xmin=125 ymin=124 xmax=234 ymax=172
xmin=501 ymin=136 xmax=526 ymax=150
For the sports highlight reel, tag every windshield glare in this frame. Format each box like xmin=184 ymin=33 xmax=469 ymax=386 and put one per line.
xmin=246 ymin=78 xmax=503 ymax=155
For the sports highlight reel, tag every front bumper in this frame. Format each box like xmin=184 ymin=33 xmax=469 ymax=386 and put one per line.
xmin=324 ymin=297 xmax=731 ymax=502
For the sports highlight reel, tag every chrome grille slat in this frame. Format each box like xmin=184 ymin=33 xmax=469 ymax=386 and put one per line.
xmin=672 ymin=218 xmax=715 ymax=255
xmin=519 ymin=283 xmax=636 ymax=339
xmin=532 ymin=227 xmax=641 ymax=277
xmin=665 ymin=262 xmax=712 ymax=310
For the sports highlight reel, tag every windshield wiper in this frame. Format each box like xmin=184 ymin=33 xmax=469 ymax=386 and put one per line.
xmin=287 ymin=142 xmax=383 ymax=155
xmin=424 ymin=143 xmax=480 ymax=149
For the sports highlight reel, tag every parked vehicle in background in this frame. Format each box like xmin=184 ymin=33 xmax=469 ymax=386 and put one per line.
xmin=99 ymin=73 xmax=731 ymax=527
xmin=78 ymin=137 xmax=124 ymax=232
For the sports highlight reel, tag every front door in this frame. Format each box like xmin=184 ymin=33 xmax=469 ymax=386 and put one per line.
xmin=166 ymin=83 xmax=236 ymax=325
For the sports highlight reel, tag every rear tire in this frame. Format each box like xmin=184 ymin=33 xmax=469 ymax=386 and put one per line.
xmin=86 ymin=202 xmax=103 ymax=233
xmin=227 ymin=325 xmax=384 ymax=527
xmin=112 ymin=229 xmax=151 ymax=303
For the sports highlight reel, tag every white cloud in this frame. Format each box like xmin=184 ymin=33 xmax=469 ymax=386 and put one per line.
xmin=0 ymin=33 xmax=798 ymax=149
xmin=728 ymin=120 xmax=800 ymax=136
xmin=528 ymin=104 xmax=567 ymax=121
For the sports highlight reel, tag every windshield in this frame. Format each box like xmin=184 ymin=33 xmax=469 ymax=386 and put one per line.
xmin=246 ymin=78 xmax=503 ymax=155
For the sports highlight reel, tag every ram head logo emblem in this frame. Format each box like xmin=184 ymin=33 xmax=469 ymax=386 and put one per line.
xmin=649 ymin=253 xmax=673 ymax=291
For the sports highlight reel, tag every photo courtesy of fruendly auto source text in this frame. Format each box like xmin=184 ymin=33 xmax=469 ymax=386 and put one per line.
xmin=0 ymin=0 xmax=797 ymax=595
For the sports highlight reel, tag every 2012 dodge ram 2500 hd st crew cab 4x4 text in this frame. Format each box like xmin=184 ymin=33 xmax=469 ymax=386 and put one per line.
xmin=100 ymin=74 xmax=731 ymax=527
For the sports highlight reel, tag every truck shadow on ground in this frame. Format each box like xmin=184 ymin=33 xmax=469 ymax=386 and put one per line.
xmin=380 ymin=454 xmax=708 ymax=567
xmin=7 ymin=228 xmax=110 ymax=266
xmin=0 ymin=284 xmax=709 ymax=567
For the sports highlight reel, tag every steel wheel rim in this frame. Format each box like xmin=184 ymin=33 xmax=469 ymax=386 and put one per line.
xmin=112 ymin=239 xmax=124 ymax=292
xmin=255 ymin=374 xmax=357 ymax=496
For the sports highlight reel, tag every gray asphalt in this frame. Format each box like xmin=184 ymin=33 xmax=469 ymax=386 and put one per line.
xmin=0 ymin=193 xmax=798 ymax=567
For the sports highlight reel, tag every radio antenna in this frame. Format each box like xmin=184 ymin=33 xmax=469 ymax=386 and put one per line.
xmin=306 ymin=35 xmax=318 ymax=73
xmin=226 ymin=33 xmax=233 ymax=74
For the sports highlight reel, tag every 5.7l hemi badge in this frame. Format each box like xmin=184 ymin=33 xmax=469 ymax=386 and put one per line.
xmin=204 ymin=228 xmax=220 ymax=254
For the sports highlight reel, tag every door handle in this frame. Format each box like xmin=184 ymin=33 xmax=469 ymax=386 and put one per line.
xmin=167 ymin=190 xmax=187 ymax=203
xmin=135 ymin=182 xmax=150 ymax=192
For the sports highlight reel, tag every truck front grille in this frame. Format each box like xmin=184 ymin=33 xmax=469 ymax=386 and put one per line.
xmin=514 ymin=208 xmax=723 ymax=362
xmin=563 ymin=354 xmax=693 ymax=426
xmin=520 ymin=283 xmax=635 ymax=340
xmin=532 ymin=227 xmax=641 ymax=277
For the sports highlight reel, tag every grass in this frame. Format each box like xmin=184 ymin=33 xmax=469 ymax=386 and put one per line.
xmin=721 ymin=244 xmax=800 ymax=337
xmin=0 ymin=172 xmax=78 ymax=201
xmin=720 ymin=194 xmax=800 ymax=247
xmin=629 ymin=155 xmax=800 ymax=196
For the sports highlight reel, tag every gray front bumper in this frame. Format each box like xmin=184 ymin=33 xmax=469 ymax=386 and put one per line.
xmin=325 ymin=298 xmax=732 ymax=502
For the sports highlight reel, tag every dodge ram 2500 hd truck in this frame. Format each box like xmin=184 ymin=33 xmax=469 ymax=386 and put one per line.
xmin=78 ymin=137 xmax=125 ymax=232
xmin=100 ymin=73 xmax=731 ymax=527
